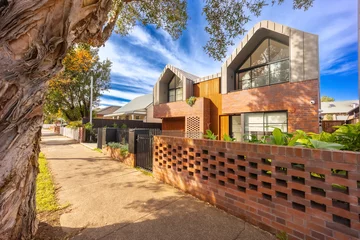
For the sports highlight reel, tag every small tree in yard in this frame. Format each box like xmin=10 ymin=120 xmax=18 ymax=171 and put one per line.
xmin=44 ymin=44 xmax=111 ymax=121
xmin=0 ymin=0 xmax=314 ymax=238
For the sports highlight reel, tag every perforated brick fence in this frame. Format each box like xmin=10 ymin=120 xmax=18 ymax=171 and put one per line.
xmin=153 ymin=136 xmax=360 ymax=240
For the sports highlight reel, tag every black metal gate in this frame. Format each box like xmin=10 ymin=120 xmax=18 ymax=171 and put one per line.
xmin=136 ymin=134 xmax=153 ymax=171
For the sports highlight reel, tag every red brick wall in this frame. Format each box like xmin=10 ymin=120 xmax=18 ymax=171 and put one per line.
xmin=222 ymin=80 xmax=319 ymax=133
xmin=154 ymin=97 xmax=206 ymax=118
xmin=104 ymin=147 xmax=135 ymax=168
xmin=154 ymin=97 xmax=211 ymax=133
xmin=153 ymin=136 xmax=360 ymax=240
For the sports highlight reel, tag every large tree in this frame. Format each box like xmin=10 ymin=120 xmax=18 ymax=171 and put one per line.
xmin=0 ymin=0 xmax=314 ymax=239
xmin=45 ymin=44 xmax=111 ymax=121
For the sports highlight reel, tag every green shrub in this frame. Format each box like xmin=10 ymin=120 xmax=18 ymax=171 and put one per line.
xmin=120 ymin=144 xmax=129 ymax=157
xmin=332 ymin=122 xmax=360 ymax=151
xmin=186 ymin=96 xmax=196 ymax=107
xmin=107 ymin=142 xmax=129 ymax=157
xmin=112 ymin=123 xmax=118 ymax=128
xmin=84 ymin=122 xmax=93 ymax=130
xmin=223 ymin=133 xmax=236 ymax=142
xmin=121 ymin=124 xmax=127 ymax=129
xmin=66 ymin=121 xmax=82 ymax=129
xmin=204 ymin=129 xmax=217 ymax=140
xmin=245 ymin=127 xmax=344 ymax=150
xmin=107 ymin=142 xmax=121 ymax=149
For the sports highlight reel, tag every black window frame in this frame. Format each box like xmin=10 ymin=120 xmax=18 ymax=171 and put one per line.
xmin=168 ymin=74 xmax=183 ymax=102
xmin=229 ymin=114 xmax=241 ymax=140
xmin=234 ymin=38 xmax=290 ymax=90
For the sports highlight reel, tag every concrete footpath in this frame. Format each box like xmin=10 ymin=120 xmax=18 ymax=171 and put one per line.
xmin=40 ymin=130 xmax=275 ymax=240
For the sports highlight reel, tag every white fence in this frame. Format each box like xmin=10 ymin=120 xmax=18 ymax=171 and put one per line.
xmin=42 ymin=124 xmax=56 ymax=129
xmin=60 ymin=127 xmax=80 ymax=141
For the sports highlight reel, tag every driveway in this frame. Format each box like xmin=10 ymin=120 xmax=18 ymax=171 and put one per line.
xmin=40 ymin=129 xmax=274 ymax=240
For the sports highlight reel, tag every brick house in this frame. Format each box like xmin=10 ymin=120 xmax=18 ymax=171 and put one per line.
xmin=153 ymin=20 xmax=320 ymax=140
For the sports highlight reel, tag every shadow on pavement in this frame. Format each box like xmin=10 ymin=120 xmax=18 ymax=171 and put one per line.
xmin=41 ymin=131 xmax=60 ymax=137
xmin=36 ymin=195 xmax=273 ymax=240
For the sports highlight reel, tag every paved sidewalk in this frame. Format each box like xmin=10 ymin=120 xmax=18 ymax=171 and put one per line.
xmin=40 ymin=130 xmax=275 ymax=240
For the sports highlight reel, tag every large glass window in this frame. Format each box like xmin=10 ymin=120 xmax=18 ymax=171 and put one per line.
xmin=235 ymin=38 xmax=289 ymax=90
xmin=168 ymin=75 xmax=183 ymax=102
xmin=231 ymin=115 xmax=242 ymax=141
xmin=244 ymin=112 xmax=287 ymax=137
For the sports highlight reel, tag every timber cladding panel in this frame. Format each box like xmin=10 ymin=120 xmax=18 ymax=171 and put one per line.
xmin=222 ymin=79 xmax=319 ymax=133
xmin=193 ymin=78 xmax=222 ymax=135
xmin=153 ymin=136 xmax=360 ymax=240
xmin=162 ymin=117 xmax=185 ymax=131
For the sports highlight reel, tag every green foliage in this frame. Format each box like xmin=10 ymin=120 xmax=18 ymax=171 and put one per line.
xmin=332 ymin=122 xmax=360 ymax=151
xmin=324 ymin=114 xmax=333 ymax=120
xmin=44 ymin=44 xmax=111 ymax=121
xmin=120 ymin=144 xmax=129 ymax=157
xmin=246 ymin=134 xmax=264 ymax=143
xmin=308 ymin=131 xmax=336 ymax=142
xmin=204 ymin=129 xmax=217 ymax=140
xmin=321 ymin=96 xmax=335 ymax=102
xmin=120 ymin=123 xmax=127 ymax=129
xmin=36 ymin=153 xmax=69 ymax=212
xmin=186 ymin=96 xmax=197 ymax=107
xmin=245 ymin=127 xmax=345 ymax=150
xmin=66 ymin=121 xmax=82 ymax=129
xmin=223 ymin=133 xmax=236 ymax=142
xmin=84 ymin=123 xmax=93 ymax=130
xmin=276 ymin=231 xmax=288 ymax=240
xmin=113 ymin=0 xmax=188 ymax=39
xmin=112 ymin=123 xmax=118 ymax=128
xmin=135 ymin=167 xmax=153 ymax=176
xmin=107 ymin=142 xmax=121 ymax=149
xmin=107 ymin=142 xmax=129 ymax=157
xmin=93 ymin=148 xmax=102 ymax=153
xmin=309 ymin=139 xmax=343 ymax=150
xmin=111 ymin=0 xmax=313 ymax=61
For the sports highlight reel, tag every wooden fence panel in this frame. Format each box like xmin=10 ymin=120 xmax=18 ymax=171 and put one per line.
xmin=321 ymin=120 xmax=345 ymax=133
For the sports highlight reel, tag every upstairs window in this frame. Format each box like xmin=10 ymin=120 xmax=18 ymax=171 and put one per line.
xmin=168 ymin=75 xmax=183 ymax=102
xmin=235 ymin=38 xmax=289 ymax=90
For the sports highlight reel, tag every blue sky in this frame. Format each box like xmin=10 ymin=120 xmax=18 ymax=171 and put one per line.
xmin=98 ymin=0 xmax=358 ymax=107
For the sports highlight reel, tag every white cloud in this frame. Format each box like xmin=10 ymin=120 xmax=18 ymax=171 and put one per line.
xmin=102 ymin=89 xmax=143 ymax=101
xmin=322 ymin=61 xmax=358 ymax=75
xmin=99 ymin=40 xmax=162 ymax=85
xmin=128 ymin=26 xmax=151 ymax=44
xmin=98 ymin=98 xmax=128 ymax=107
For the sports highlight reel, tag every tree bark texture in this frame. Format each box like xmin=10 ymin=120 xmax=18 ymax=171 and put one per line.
xmin=0 ymin=0 xmax=116 ymax=239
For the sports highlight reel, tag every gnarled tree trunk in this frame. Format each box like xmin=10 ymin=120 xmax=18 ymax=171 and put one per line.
xmin=0 ymin=0 xmax=117 ymax=238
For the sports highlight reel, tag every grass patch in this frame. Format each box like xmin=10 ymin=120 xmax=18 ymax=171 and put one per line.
xmin=93 ymin=148 xmax=102 ymax=153
xmin=135 ymin=167 xmax=153 ymax=177
xmin=36 ymin=153 xmax=68 ymax=213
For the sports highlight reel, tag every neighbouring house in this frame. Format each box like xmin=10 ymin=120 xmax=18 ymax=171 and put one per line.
xmin=153 ymin=20 xmax=320 ymax=140
xmin=320 ymin=100 xmax=359 ymax=121
xmin=348 ymin=105 xmax=359 ymax=123
xmin=95 ymin=106 xmax=121 ymax=118
xmin=104 ymin=94 xmax=162 ymax=123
